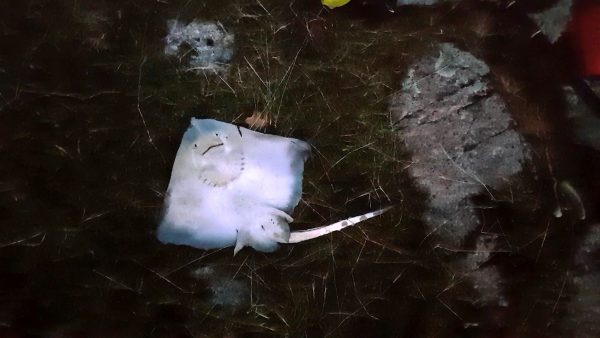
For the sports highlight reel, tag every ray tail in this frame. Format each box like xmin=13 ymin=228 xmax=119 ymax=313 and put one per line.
xmin=287 ymin=206 xmax=392 ymax=243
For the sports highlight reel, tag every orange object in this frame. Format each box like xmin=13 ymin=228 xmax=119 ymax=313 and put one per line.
xmin=570 ymin=0 xmax=600 ymax=76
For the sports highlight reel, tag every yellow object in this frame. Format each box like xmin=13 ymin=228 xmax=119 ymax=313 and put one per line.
xmin=321 ymin=0 xmax=351 ymax=9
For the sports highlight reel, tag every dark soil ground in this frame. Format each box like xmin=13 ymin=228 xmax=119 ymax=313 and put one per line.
xmin=1 ymin=0 xmax=599 ymax=337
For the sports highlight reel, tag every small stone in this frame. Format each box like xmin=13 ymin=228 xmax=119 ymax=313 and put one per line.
xmin=164 ymin=20 xmax=234 ymax=74
xmin=529 ymin=0 xmax=573 ymax=43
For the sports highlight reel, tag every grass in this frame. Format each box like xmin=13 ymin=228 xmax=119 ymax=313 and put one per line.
xmin=0 ymin=0 xmax=586 ymax=337
xmin=132 ymin=1 xmax=432 ymax=335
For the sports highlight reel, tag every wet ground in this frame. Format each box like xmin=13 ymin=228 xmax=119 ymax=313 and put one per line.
xmin=1 ymin=0 xmax=599 ymax=337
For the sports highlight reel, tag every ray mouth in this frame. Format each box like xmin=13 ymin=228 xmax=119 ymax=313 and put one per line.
xmin=202 ymin=142 xmax=224 ymax=155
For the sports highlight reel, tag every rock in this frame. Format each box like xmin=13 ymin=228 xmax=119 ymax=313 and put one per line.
xmin=574 ymin=224 xmax=600 ymax=272
xmin=469 ymin=266 xmax=508 ymax=307
xmin=567 ymin=274 xmax=600 ymax=337
xmin=563 ymin=85 xmax=600 ymax=150
xmin=391 ymin=43 xmax=531 ymax=309
xmin=563 ymin=224 xmax=600 ymax=337
xmin=396 ymin=0 xmax=443 ymax=6
xmin=586 ymin=78 xmax=600 ymax=97
xmin=192 ymin=266 xmax=250 ymax=311
xmin=164 ymin=20 xmax=234 ymax=74
xmin=459 ymin=235 xmax=509 ymax=307
xmin=529 ymin=0 xmax=573 ymax=43
xmin=391 ymin=43 xmax=530 ymax=246
xmin=396 ymin=0 xmax=461 ymax=6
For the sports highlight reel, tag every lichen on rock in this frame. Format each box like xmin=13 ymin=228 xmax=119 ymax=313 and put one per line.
xmin=164 ymin=20 xmax=234 ymax=74
xmin=529 ymin=0 xmax=573 ymax=43
xmin=391 ymin=43 xmax=532 ymax=308
xmin=391 ymin=43 xmax=530 ymax=246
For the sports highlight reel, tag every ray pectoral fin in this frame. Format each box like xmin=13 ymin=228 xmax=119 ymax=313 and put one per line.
xmin=290 ymin=139 xmax=311 ymax=159
xmin=287 ymin=206 xmax=393 ymax=243
xmin=233 ymin=228 xmax=246 ymax=255
xmin=233 ymin=240 xmax=244 ymax=256
xmin=159 ymin=118 xmax=316 ymax=253
xmin=270 ymin=208 xmax=294 ymax=222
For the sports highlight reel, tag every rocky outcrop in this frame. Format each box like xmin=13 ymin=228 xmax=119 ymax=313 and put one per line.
xmin=391 ymin=43 xmax=530 ymax=246
xmin=391 ymin=43 xmax=532 ymax=308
